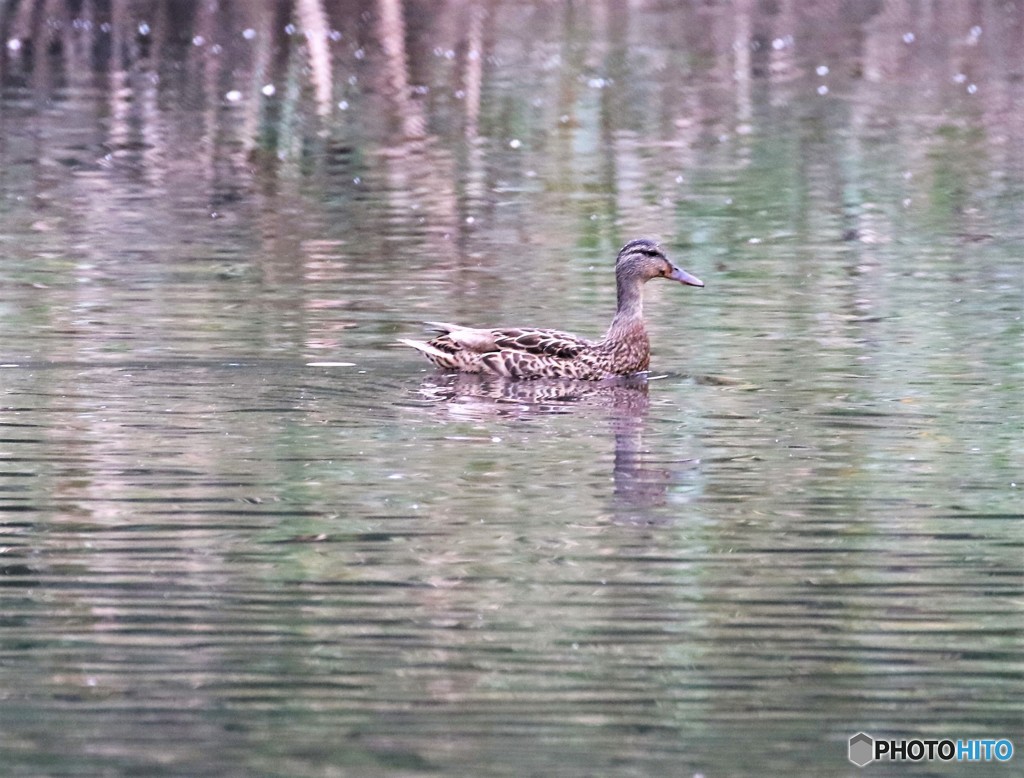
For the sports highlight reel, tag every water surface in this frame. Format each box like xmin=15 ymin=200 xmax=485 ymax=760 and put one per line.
xmin=1 ymin=1 xmax=1022 ymax=775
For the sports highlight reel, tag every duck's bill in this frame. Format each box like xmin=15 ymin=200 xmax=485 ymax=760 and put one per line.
xmin=669 ymin=266 xmax=704 ymax=287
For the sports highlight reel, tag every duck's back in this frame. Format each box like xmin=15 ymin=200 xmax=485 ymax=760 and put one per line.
xmin=424 ymin=324 xmax=599 ymax=379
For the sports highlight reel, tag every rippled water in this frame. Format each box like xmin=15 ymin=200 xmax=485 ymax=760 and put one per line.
xmin=2 ymin=1 xmax=1022 ymax=775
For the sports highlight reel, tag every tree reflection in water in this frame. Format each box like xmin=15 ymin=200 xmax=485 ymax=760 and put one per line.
xmin=416 ymin=372 xmax=700 ymax=525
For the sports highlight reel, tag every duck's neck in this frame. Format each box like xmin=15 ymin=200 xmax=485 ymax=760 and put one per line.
xmin=604 ymin=270 xmax=646 ymax=341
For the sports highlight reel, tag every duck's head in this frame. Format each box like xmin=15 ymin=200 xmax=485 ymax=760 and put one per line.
xmin=616 ymin=238 xmax=704 ymax=287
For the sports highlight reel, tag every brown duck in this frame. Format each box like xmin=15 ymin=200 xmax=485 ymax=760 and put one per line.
xmin=399 ymin=238 xmax=703 ymax=380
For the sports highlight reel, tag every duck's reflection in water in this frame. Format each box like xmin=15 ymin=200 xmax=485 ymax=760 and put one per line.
xmin=415 ymin=373 xmax=699 ymax=525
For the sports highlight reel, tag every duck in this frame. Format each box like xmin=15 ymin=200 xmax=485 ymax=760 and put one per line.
xmin=399 ymin=238 xmax=703 ymax=380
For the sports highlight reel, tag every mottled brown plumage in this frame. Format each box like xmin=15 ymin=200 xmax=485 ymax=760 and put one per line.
xmin=399 ymin=239 xmax=704 ymax=380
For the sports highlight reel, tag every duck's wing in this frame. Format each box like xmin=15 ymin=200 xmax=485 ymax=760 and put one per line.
xmin=422 ymin=323 xmax=591 ymax=359
xmin=408 ymin=322 xmax=597 ymax=378
xmin=490 ymin=327 xmax=591 ymax=359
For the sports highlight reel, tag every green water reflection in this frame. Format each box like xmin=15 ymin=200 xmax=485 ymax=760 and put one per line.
xmin=1 ymin=1 xmax=1021 ymax=776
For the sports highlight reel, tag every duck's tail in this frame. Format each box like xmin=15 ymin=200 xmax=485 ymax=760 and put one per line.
xmin=423 ymin=321 xmax=458 ymax=334
xmin=397 ymin=338 xmax=450 ymax=361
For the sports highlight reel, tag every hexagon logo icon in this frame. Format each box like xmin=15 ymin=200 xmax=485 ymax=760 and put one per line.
xmin=849 ymin=732 xmax=874 ymax=767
